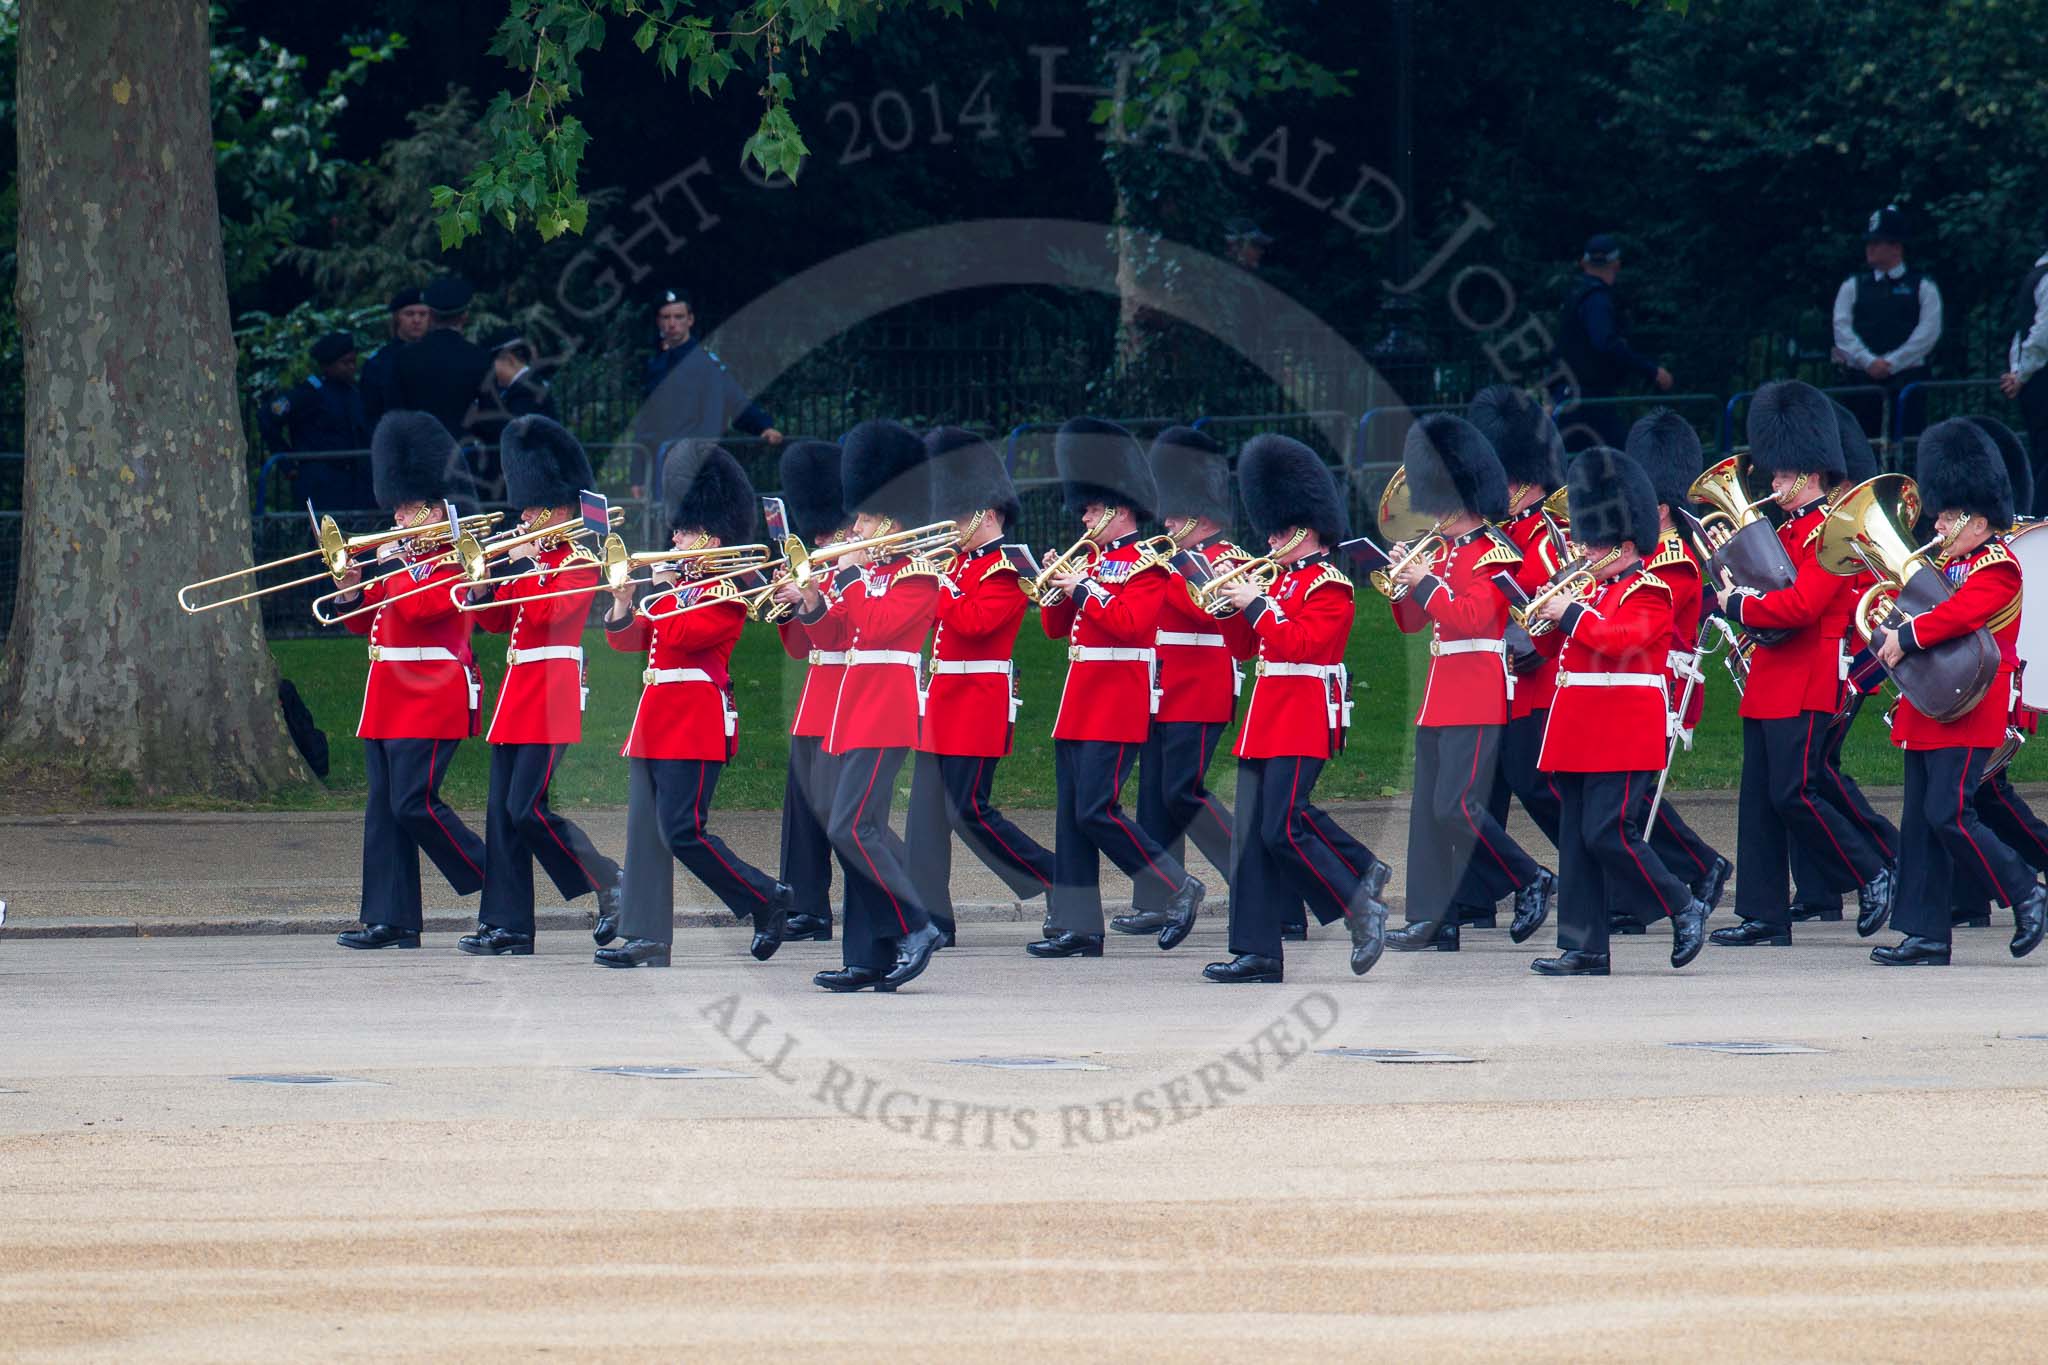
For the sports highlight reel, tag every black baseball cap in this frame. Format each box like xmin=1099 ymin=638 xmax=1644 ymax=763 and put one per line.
xmin=1582 ymin=233 xmax=1621 ymax=264
xmin=310 ymin=332 xmax=357 ymax=364
xmin=423 ymin=276 xmax=475 ymax=312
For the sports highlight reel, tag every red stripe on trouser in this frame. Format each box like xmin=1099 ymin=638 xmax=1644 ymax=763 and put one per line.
xmin=969 ymin=756 xmax=1050 ymax=887
xmin=852 ymin=751 xmax=910 ymax=932
xmin=1618 ymin=772 xmax=1674 ymax=917
xmin=1657 ymin=807 xmax=1707 ymax=872
xmin=1104 ymin=743 xmax=1179 ymax=892
xmin=1828 ymin=760 xmax=1894 ymax=861
xmin=1989 ymin=780 xmax=2048 ymax=864
xmin=1282 ymin=758 xmax=1346 ymax=915
xmin=1953 ymin=755 xmax=2015 ymax=903
xmin=1457 ymin=734 xmax=1516 ymax=877
xmin=693 ymin=762 xmax=767 ymax=904
xmin=1191 ymin=726 xmax=1239 ymax=853
xmin=424 ymin=740 xmax=483 ymax=880
xmin=532 ymin=745 xmax=602 ymax=891
xmin=1797 ymin=714 xmax=1861 ymax=879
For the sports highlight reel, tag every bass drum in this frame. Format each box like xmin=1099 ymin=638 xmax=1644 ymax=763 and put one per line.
xmin=2010 ymin=520 xmax=2048 ymax=710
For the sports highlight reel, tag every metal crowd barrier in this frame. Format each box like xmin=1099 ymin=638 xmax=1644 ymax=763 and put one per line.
xmin=1721 ymin=384 xmax=1891 ymax=463
xmin=1893 ymin=378 xmax=2014 ymax=470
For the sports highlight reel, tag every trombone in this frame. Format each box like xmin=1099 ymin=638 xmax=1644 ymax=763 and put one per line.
xmin=455 ymin=534 xmax=771 ymax=612
xmin=1190 ymin=557 xmax=1281 ymax=615
xmin=636 ymin=553 xmax=783 ymax=622
xmin=308 ymin=507 xmax=624 ymax=627
xmin=177 ymin=509 xmax=503 ymax=613
xmin=1365 ymin=467 xmax=1449 ymax=600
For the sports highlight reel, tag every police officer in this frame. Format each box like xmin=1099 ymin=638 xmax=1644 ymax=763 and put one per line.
xmin=630 ymin=288 xmax=782 ymax=498
xmin=465 ymin=327 xmax=559 ymax=463
xmin=1553 ymin=234 xmax=1673 ymax=452
xmin=260 ymin=331 xmax=373 ymax=511
xmin=394 ymin=276 xmax=495 ymax=444
xmin=1833 ymin=205 xmax=1943 ymax=438
xmin=1999 ymin=212 xmax=2048 ymax=515
xmin=361 ymin=287 xmax=429 ymax=423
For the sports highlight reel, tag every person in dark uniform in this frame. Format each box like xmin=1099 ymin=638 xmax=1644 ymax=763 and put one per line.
xmin=361 ymin=287 xmax=429 ymax=424
xmin=1833 ymin=205 xmax=1943 ymax=440
xmin=630 ymin=288 xmax=782 ymax=498
xmin=465 ymin=327 xmax=559 ymax=478
xmin=1999 ymin=213 xmax=2048 ymax=516
xmin=1552 ymin=234 xmax=1673 ymax=452
xmin=259 ymin=331 xmax=374 ymax=511
xmin=394 ymin=276 xmax=495 ymax=446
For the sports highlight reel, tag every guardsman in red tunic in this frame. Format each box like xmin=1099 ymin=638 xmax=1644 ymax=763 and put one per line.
xmin=1030 ymin=418 xmax=1207 ymax=959
xmin=597 ymin=443 xmax=790 ymax=968
xmin=457 ymin=417 xmax=622 ymax=957
xmin=1713 ymin=381 xmax=1895 ymax=947
xmin=789 ymin=421 xmax=947 ymax=992
xmin=1202 ymin=436 xmax=1393 ymax=983
xmin=1527 ymin=448 xmax=1711 ymax=975
xmin=333 ymin=412 xmax=489 ymax=950
xmin=1790 ymin=404 xmax=1900 ymax=925
xmin=1622 ymin=410 xmax=1734 ymax=927
xmin=906 ymin=427 xmax=1055 ymax=943
xmin=1447 ymin=386 xmax=1569 ymax=931
xmin=1383 ymin=415 xmax=1557 ymax=952
xmin=1116 ymin=426 xmax=1258 ymax=937
xmin=1871 ymin=419 xmax=2048 ymax=965
xmin=771 ymin=439 xmax=853 ymax=944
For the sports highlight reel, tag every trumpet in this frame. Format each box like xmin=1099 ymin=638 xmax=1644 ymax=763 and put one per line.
xmin=456 ymin=534 xmax=772 ymax=612
xmin=1511 ymin=544 xmax=1624 ymax=635
xmin=1190 ymin=557 xmax=1281 ymax=614
xmin=1366 ymin=467 xmax=1449 ymax=600
xmin=177 ymin=509 xmax=503 ymax=613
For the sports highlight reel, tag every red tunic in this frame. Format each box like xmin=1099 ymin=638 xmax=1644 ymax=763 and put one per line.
xmin=1642 ymin=529 xmax=1708 ymax=735
xmin=920 ymin=544 xmax=1029 ymax=758
xmin=1041 ymin=535 xmax=1170 ymax=744
xmin=1154 ymin=535 xmax=1258 ymax=725
xmin=1889 ymin=539 xmax=2022 ymax=751
xmin=1501 ymin=507 xmax=1565 ymax=720
xmin=605 ymin=579 xmax=745 ymax=762
xmin=343 ymin=553 xmax=480 ymax=741
xmin=777 ymin=618 xmax=846 ymax=740
xmin=1537 ymin=567 xmax=1674 ymax=773
xmin=810 ymin=556 xmax=940 ymax=755
xmin=1391 ymin=527 xmax=1523 ymax=728
xmin=1733 ymin=501 xmax=1853 ymax=720
xmin=1235 ymin=556 xmax=1354 ymax=760
xmin=471 ymin=540 xmax=593 ymax=745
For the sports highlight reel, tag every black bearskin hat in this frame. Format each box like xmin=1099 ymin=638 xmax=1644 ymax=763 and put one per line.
xmin=371 ymin=410 xmax=476 ymax=511
xmin=1747 ymin=380 xmax=1844 ymax=476
xmin=501 ymin=415 xmax=596 ymax=508
xmin=840 ymin=419 xmax=931 ymax=524
xmin=1148 ymin=425 xmax=1234 ymax=524
xmin=925 ymin=426 xmax=1021 ymax=529
xmin=1918 ymin=418 xmax=2013 ymax=529
xmin=1566 ymin=446 xmax=1661 ymax=554
xmin=1624 ymin=408 xmax=1703 ymax=511
xmin=777 ymin=440 xmax=850 ymax=542
xmin=1832 ymin=401 xmax=1879 ymax=488
xmin=1239 ymin=434 xmax=1347 ymax=546
xmin=664 ymin=441 xmax=758 ymax=546
xmin=1403 ymin=414 xmax=1508 ymax=522
xmin=1055 ymin=416 xmax=1157 ymax=522
xmin=1466 ymin=385 xmax=1563 ymax=493
xmin=1966 ymin=415 xmax=2032 ymax=522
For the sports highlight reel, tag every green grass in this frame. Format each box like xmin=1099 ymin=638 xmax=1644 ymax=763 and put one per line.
xmin=270 ymin=604 xmax=1991 ymax=813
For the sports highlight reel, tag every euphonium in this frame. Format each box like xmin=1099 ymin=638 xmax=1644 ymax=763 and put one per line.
xmin=1688 ymin=452 xmax=1797 ymax=647
xmin=1367 ymin=467 xmax=1449 ymax=600
xmin=1688 ymin=453 xmax=1778 ymax=549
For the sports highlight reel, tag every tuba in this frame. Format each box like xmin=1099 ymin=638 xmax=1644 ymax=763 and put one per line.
xmin=1816 ymin=474 xmax=1998 ymax=724
xmin=1689 ymin=454 xmax=1795 ymax=647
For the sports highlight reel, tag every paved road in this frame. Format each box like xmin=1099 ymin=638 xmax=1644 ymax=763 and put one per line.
xmin=3 ymin=920 xmax=2047 ymax=1359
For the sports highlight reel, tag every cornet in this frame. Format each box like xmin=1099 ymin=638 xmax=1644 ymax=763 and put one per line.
xmin=1366 ymin=467 xmax=1449 ymax=600
xmin=1511 ymin=544 xmax=1624 ymax=635
xmin=177 ymin=509 xmax=503 ymax=613
xmin=1190 ymin=557 xmax=1281 ymax=614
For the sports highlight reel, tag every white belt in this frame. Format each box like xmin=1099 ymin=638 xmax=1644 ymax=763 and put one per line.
xmin=846 ymin=648 xmax=923 ymax=669
xmin=507 ymin=645 xmax=584 ymax=666
xmin=368 ymin=645 xmax=457 ymax=664
xmin=643 ymin=667 xmax=714 ymax=686
xmin=1556 ymin=670 xmax=1665 ymax=689
xmin=929 ymin=659 xmax=1012 ymax=676
xmin=1069 ymin=646 xmax=1154 ymax=663
xmin=807 ymin=649 xmax=849 ymax=666
xmin=1429 ymin=637 xmax=1506 ymax=657
xmin=1157 ymin=631 xmax=1226 ymax=647
xmin=1254 ymin=661 xmax=1351 ymax=729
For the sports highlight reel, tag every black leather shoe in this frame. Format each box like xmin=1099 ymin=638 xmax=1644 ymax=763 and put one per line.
xmin=457 ymin=924 xmax=534 ymax=956
xmin=2011 ymin=883 xmax=2046 ymax=959
xmin=1203 ymin=953 xmax=1284 ymax=983
xmin=1041 ymin=912 xmax=1058 ymax=939
xmin=1456 ymin=907 xmax=1498 ymax=929
xmin=1347 ymin=898 xmax=1388 ymax=976
xmin=1789 ymin=901 xmax=1844 ymax=922
xmin=1692 ymin=856 xmax=1734 ymax=912
xmin=1856 ymin=865 xmax=1895 ymax=938
xmin=1609 ymin=917 xmax=1648 ymax=936
xmin=1111 ymin=909 xmax=1171 ymax=935
xmin=1387 ymin=919 xmax=1458 ymax=952
xmin=883 ymin=921 xmax=945 ymax=989
xmin=781 ymin=912 xmax=833 ymax=942
xmin=1280 ymin=923 xmax=1308 ymax=941
xmin=812 ymin=966 xmax=896 ymax=992
xmin=1670 ymin=897 xmax=1709 ymax=969
xmin=593 ymin=870 xmax=623 ymax=946
xmin=1157 ymin=877 xmax=1205 ymax=951
xmin=1513 ymin=869 xmax=1557 ymax=940
xmin=935 ymin=922 xmax=957 ymax=949
xmin=1711 ymin=919 xmax=1791 ymax=947
xmin=594 ymin=938 xmax=670 ymax=968
xmin=749 ymin=883 xmax=792 ymax=961
xmin=1026 ymin=931 xmax=1104 ymax=958
xmin=337 ymin=923 xmax=419 ymax=950
xmin=1871 ymin=935 xmax=1950 ymax=966
xmin=1952 ymin=907 xmax=1992 ymax=928
xmin=1531 ymin=951 xmax=1610 ymax=976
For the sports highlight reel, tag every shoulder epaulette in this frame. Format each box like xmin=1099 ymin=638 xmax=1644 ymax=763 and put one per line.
xmin=1303 ymin=563 xmax=1354 ymax=596
xmin=1802 ymin=521 xmax=1825 ymax=550
xmin=1974 ymin=542 xmax=2017 ymax=571
xmin=898 ymin=555 xmax=948 ymax=580
xmin=1619 ymin=573 xmax=1672 ymax=604
xmin=1131 ymin=542 xmax=1174 ymax=575
xmin=980 ymin=555 xmax=1019 ymax=578
xmin=1476 ymin=535 xmax=1523 ymax=570
xmin=1210 ymin=540 xmax=1252 ymax=564
xmin=1646 ymin=534 xmax=1697 ymax=574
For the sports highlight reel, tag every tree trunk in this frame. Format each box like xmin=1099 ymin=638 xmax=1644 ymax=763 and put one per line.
xmin=1 ymin=0 xmax=310 ymax=798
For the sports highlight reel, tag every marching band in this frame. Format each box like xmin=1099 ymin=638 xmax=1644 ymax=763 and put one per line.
xmin=184 ymin=379 xmax=2048 ymax=983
